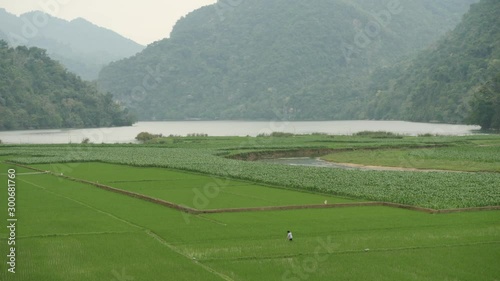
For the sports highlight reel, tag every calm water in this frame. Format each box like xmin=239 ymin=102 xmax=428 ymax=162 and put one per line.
xmin=0 ymin=121 xmax=481 ymax=144
xmin=261 ymin=157 xmax=358 ymax=169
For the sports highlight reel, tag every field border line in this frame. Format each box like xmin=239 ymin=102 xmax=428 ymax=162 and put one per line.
xmin=6 ymin=161 xmax=201 ymax=214
xmin=6 ymin=161 xmax=500 ymax=215
xmin=199 ymin=202 xmax=384 ymax=213
xmin=17 ymin=177 xmax=145 ymax=231
xmin=8 ymin=163 xmax=233 ymax=281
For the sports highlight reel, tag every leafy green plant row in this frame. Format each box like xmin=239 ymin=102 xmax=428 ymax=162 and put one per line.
xmin=5 ymin=145 xmax=500 ymax=209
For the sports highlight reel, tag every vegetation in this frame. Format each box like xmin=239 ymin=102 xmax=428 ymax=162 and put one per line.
xmin=257 ymin=132 xmax=295 ymax=138
xmin=368 ymin=0 xmax=500 ymax=124
xmin=0 ymin=164 xmax=225 ymax=281
xmin=468 ymin=73 xmax=500 ymax=130
xmin=3 ymin=135 xmax=500 ymax=209
xmin=0 ymin=41 xmax=135 ymax=130
xmin=187 ymin=133 xmax=209 ymax=137
xmin=97 ymin=0 xmax=476 ymax=121
xmin=135 ymin=132 xmax=163 ymax=142
xmin=0 ymin=9 xmax=144 ymax=80
xmin=1 ymin=1 xmax=498 ymax=278
xmin=0 ymin=141 xmax=498 ymax=280
xmin=322 ymin=145 xmax=500 ymax=172
xmin=32 ymin=162 xmax=354 ymax=209
xmin=353 ymin=131 xmax=403 ymax=138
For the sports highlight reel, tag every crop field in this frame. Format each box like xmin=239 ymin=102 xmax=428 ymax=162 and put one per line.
xmin=1 ymin=135 xmax=499 ymax=280
xmin=30 ymin=162 xmax=356 ymax=209
xmin=3 ymin=142 xmax=500 ymax=209
xmin=322 ymin=145 xmax=500 ymax=172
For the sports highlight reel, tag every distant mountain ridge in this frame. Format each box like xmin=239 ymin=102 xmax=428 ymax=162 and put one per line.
xmin=0 ymin=9 xmax=144 ymax=80
xmin=97 ymin=0 xmax=478 ymax=121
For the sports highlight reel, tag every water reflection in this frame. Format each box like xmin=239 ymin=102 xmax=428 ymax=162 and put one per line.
xmin=0 ymin=120 xmax=481 ymax=144
xmin=260 ymin=157 xmax=358 ymax=169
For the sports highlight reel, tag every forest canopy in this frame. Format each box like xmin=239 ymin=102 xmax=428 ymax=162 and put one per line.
xmin=0 ymin=40 xmax=135 ymax=130
xmin=97 ymin=0 xmax=477 ymax=122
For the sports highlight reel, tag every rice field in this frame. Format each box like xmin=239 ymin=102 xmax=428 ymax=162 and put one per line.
xmin=0 ymin=135 xmax=499 ymax=280
xmin=5 ymin=142 xmax=500 ymax=209
xmin=30 ymin=162 xmax=357 ymax=210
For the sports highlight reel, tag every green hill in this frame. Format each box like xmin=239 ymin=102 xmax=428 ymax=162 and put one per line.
xmin=0 ymin=41 xmax=135 ymax=130
xmin=367 ymin=0 xmax=500 ymax=125
xmin=0 ymin=9 xmax=144 ymax=80
xmin=97 ymin=0 xmax=477 ymax=121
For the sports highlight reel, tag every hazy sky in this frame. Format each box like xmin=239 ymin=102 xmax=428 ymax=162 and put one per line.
xmin=0 ymin=0 xmax=217 ymax=45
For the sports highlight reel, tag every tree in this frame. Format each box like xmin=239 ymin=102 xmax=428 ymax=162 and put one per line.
xmin=0 ymin=42 xmax=136 ymax=130
xmin=468 ymin=74 xmax=500 ymax=130
xmin=135 ymin=132 xmax=162 ymax=142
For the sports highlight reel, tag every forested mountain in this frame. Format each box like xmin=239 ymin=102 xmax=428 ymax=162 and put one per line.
xmin=367 ymin=0 xmax=500 ymax=126
xmin=468 ymin=73 xmax=500 ymax=130
xmin=98 ymin=0 xmax=477 ymax=121
xmin=0 ymin=9 xmax=144 ymax=80
xmin=0 ymin=41 xmax=135 ymax=130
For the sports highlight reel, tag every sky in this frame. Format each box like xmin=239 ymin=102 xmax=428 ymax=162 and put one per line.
xmin=0 ymin=0 xmax=217 ymax=45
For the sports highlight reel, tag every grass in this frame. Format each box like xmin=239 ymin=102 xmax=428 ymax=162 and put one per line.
xmin=0 ymin=135 xmax=499 ymax=280
xmin=7 ymin=233 xmax=228 ymax=281
xmin=4 ymin=142 xmax=500 ymax=209
xmin=1 ymin=167 xmax=498 ymax=280
xmin=321 ymin=145 xmax=500 ymax=172
xmin=31 ymin=162 xmax=356 ymax=209
xmin=0 ymin=165 xmax=224 ymax=281
xmin=205 ymin=244 xmax=499 ymax=281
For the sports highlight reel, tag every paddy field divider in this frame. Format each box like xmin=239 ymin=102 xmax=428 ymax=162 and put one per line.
xmin=7 ymin=161 xmax=500 ymax=215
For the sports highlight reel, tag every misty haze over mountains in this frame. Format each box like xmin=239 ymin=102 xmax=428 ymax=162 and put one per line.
xmin=97 ymin=0 xmax=483 ymax=122
xmin=1 ymin=0 xmax=499 ymax=130
xmin=0 ymin=9 xmax=144 ymax=80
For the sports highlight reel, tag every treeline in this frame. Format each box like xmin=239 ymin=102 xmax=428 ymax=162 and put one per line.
xmin=0 ymin=40 xmax=135 ymax=130
xmin=367 ymin=0 xmax=500 ymax=129
xmin=468 ymin=73 xmax=500 ymax=130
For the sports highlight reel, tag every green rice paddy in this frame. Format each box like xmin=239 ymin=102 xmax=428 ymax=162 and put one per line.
xmin=32 ymin=162 xmax=356 ymax=209
xmin=0 ymin=135 xmax=499 ymax=280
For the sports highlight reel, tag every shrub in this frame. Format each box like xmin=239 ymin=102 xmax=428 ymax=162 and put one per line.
xmin=354 ymin=131 xmax=403 ymax=138
xmin=187 ymin=133 xmax=208 ymax=137
xmin=257 ymin=132 xmax=295 ymax=137
xmin=418 ymin=133 xmax=434 ymax=137
xmin=136 ymin=132 xmax=162 ymax=142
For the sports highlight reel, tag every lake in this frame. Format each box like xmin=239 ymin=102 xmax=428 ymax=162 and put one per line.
xmin=0 ymin=120 xmax=481 ymax=144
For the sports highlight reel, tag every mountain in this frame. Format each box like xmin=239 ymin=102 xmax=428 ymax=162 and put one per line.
xmin=0 ymin=40 xmax=135 ymax=130
xmin=97 ymin=0 xmax=477 ymax=121
xmin=367 ymin=0 xmax=500 ymax=125
xmin=0 ymin=9 xmax=144 ymax=80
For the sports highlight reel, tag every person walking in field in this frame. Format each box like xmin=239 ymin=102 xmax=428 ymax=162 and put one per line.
xmin=287 ymin=230 xmax=293 ymax=241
